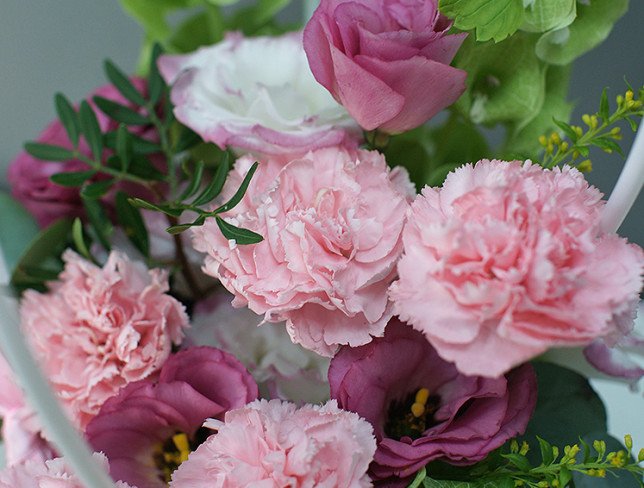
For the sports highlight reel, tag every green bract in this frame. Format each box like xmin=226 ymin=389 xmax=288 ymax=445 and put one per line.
xmin=439 ymin=0 xmax=524 ymax=42
xmin=535 ymin=0 xmax=629 ymax=65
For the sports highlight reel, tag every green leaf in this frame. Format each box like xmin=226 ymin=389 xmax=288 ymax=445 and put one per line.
xmin=93 ymin=96 xmax=150 ymax=125
xmin=0 ymin=192 xmax=40 ymax=275
xmin=79 ymin=101 xmax=103 ymax=162
xmin=592 ymin=137 xmax=624 ymax=156
xmin=147 ymin=43 xmax=165 ymax=105
xmin=439 ymin=0 xmax=524 ymax=42
xmin=104 ymin=130 xmax=161 ymax=155
xmin=104 ymin=59 xmax=147 ymax=106
xmin=116 ymin=124 xmax=131 ymax=172
xmin=174 ymin=127 xmax=202 ymax=153
xmin=214 ymin=161 xmax=258 ymax=214
xmin=165 ymin=215 xmax=206 ymax=234
xmin=72 ymin=218 xmax=92 ymax=261
xmin=24 ymin=142 xmax=76 ymax=162
xmin=169 ymin=11 xmax=220 ymax=54
xmin=11 ymin=219 xmax=73 ymax=292
xmin=108 ymin=155 xmax=165 ymax=181
xmin=504 ymin=65 xmax=573 ymax=157
xmin=535 ymin=0 xmax=629 ymax=65
xmin=216 ymin=217 xmax=263 ymax=245
xmin=420 ymin=479 xmax=511 ymax=488
xmin=536 ymin=436 xmax=554 ymax=466
xmin=116 ymin=191 xmax=149 ymax=257
xmin=558 ymin=466 xmax=572 ymax=488
xmin=521 ymin=0 xmax=576 ymax=33
xmin=128 ymin=198 xmax=183 ymax=218
xmin=80 ymin=179 xmax=115 ymax=199
xmin=83 ymin=198 xmax=112 ymax=251
xmin=50 ymin=170 xmax=97 ymax=187
xmin=455 ymin=33 xmax=546 ymax=128
xmin=520 ymin=362 xmax=606 ymax=460
xmin=191 ymin=154 xmax=230 ymax=206
xmin=599 ymin=88 xmax=610 ymax=123
xmin=54 ymin=93 xmax=80 ymax=147
xmin=117 ymin=0 xmax=201 ymax=43
xmin=501 ymin=453 xmax=532 ymax=472
xmin=179 ymin=161 xmax=205 ymax=200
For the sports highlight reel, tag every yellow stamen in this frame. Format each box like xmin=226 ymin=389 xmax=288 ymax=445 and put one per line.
xmin=410 ymin=388 xmax=430 ymax=418
xmin=173 ymin=433 xmax=191 ymax=462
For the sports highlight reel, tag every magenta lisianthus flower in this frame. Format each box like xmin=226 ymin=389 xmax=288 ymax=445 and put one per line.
xmin=303 ymin=0 xmax=467 ymax=134
xmin=158 ymin=32 xmax=361 ymax=157
xmin=389 ymin=160 xmax=644 ymax=378
xmin=0 ymin=453 xmax=134 ymax=488
xmin=86 ymin=346 xmax=258 ymax=488
xmin=329 ymin=319 xmax=537 ymax=483
xmin=19 ymin=250 xmax=189 ymax=431
xmin=191 ymin=147 xmax=415 ymax=356
xmin=169 ymin=399 xmax=376 ymax=487
xmin=7 ymin=79 xmax=151 ymax=228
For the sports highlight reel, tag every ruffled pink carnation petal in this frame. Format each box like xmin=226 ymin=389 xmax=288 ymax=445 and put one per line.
xmin=390 ymin=160 xmax=644 ymax=377
xmin=0 ymin=452 xmax=134 ymax=488
xmin=19 ymin=250 xmax=189 ymax=430
xmin=169 ymin=399 xmax=376 ymax=487
xmin=191 ymin=147 xmax=414 ymax=356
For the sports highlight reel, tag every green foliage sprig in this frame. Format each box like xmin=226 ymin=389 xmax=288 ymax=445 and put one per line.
xmin=408 ymin=435 xmax=644 ymax=488
xmin=539 ymin=85 xmax=644 ymax=171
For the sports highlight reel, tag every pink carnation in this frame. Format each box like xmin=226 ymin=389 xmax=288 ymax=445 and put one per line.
xmin=390 ymin=160 xmax=644 ymax=378
xmin=191 ymin=148 xmax=414 ymax=356
xmin=19 ymin=250 xmax=189 ymax=430
xmin=169 ymin=399 xmax=376 ymax=487
xmin=0 ymin=453 xmax=134 ymax=488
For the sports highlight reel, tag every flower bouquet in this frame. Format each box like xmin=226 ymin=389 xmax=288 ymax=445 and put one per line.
xmin=0 ymin=0 xmax=643 ymax=487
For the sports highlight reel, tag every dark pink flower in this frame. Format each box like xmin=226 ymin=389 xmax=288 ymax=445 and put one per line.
xmin=303 ymin=0 xmax=467 ymax=134
xmin=86 ymin=346 xmax=258 ymax=488
xmin=329 ymin=319 xmax=537 ymax=483
xmin=7 ymin=79 xmax=153 ymax=227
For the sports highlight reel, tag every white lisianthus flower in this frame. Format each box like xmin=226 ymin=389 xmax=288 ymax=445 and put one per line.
xmin=188 ymin=291 xmax=330 ymax=404
xmin=158 ymin=32 xmax=361 ymax=156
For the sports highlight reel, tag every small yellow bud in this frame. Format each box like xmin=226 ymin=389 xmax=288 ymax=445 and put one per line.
xmin=578 ymin=160 xmax=592 ymax=173
xmin=511 ymin=440 xmax=520 ymax=453
xmin=520 ymin=441 xmax=530 ymax=456
xmin=626 ymin=100 xmax=636 ymax=109
xmin=560 ymin=142 xmax=569 ymax=152
xmin=551 ymin=132 xmax=561 ymax=145
xmin=573 ymin=126 xmax=583 ymax=137
xmin=552 ymin=480 xmax=560 ymax=487
xmin=597 ymin=469 xmax=606 ymax=478
xmin=537 ymin=481 xmax=548 ymax=488
xmin=632 ymin=100 xmax=642 ymax=109
xmin=582 ymin=114 xmax=592 ymax=126
xmin=514 ymin=481 xmax=525 ymax=487
xmin=546 ymin=143 xmax=554 ymax=155
xmin=611 ymin=127 xmax=621 ymax=135
xmin=590 ymin=115 xmax=599 ymax=129
xmin=638 ymin=447 xmax=644 ymax=462
xmin=539 ymin=135 xmax=548 ymax=146
xmin=625 ymin=90 xmax=634 ymax=102
xmin=616 ymin=95 xmax=624 ymax=106
xmin=572 ymin=150 xmax=580 ymax=159
xmin=624 ymin=434 xmax=633 ymax=450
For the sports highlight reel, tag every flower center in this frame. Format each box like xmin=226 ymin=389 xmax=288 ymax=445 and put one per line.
xmin=153 ymin=427 xmax=210 ymax=482
xmin=384 ymin=388 xmax=440 ymax=440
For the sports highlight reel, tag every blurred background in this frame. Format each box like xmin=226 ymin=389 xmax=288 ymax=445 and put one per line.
xmin=0 ymin=0 xmax=642 ymax=446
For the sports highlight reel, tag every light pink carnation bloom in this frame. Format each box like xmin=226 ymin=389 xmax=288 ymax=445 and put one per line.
xmin=19 ymin=250 xmax=189 ymax=430
xmin=159 ymin=32 xmax=361 ymax=157
xmin=0 ymin=453 xmax=134 ymax=488
xmin=170 ymin=399 xmax=376 ymax=487
xmin=390 ymin=160 xmax=644 ymax=378
xmin=191 ymin=148 xmax=414 ymax=356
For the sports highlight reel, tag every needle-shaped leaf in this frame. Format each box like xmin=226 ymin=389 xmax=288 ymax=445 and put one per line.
xmin=179 ymin=161 xmax=205 ymax=201
xmin=192 ymin=155 xmax=230 ymax=206
xmin=104 ymin=59 xmax=147 ymax=106
xmin=24 ymin=142 xmax=76 ymax=162
xmin=213 ymin=161 xmax=257 ymax=214
xmin=147 ymin=43 xmax=165 ymax=106
xmin=54 ymin=93 xmax=80 ymax=147
xmin=79 ymin=101 xmax=103 ymax=162
xmin=93 ymin=96 xmax=150 ymax=126
xmin=215 ymin=216 xmax=263 ymax=244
